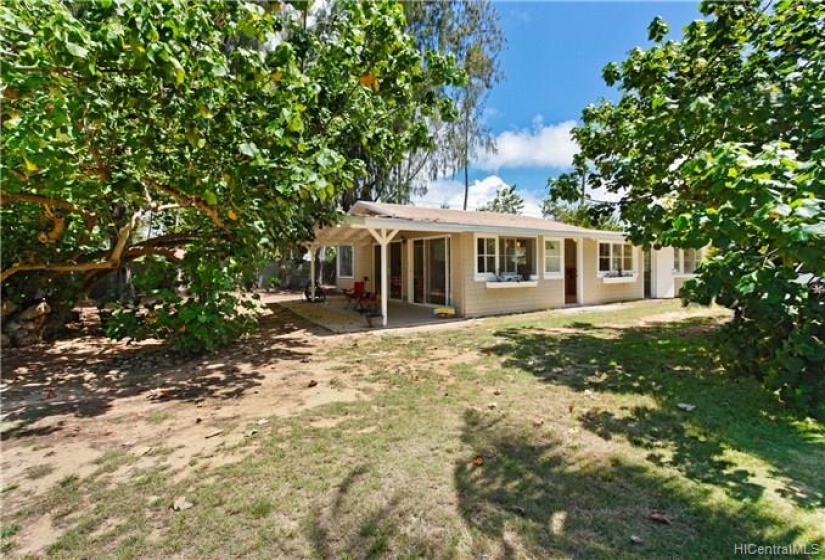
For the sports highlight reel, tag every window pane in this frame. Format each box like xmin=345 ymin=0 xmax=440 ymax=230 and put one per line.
xmin=477 ymin=237 xmax=496 ymax=273
xmin=338 ymin=245 xmax=353 ymax=277
xmin=599 ymin=243 xmax=610 ymax=258
xmin=545 ymin=240 xmax=560 ymax=273
xmin=523 ymin=238 xmax=535 ymax=276
xmin=612 ymin=244 xmax=622 ymax=271
xmin=674 ymin=250 xmax=681 ymax=272
xmin=684 ymin=249 xmax=696 ymax=273
xmin=599 ymin=257 xmax=610 ymax=272
xmin=623 ymin=245 xmax=633 ymax=271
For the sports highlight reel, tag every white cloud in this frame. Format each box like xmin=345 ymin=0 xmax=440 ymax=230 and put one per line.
xmin=475 ymin=118 xmax=578 ymax=171
xmin=413 ymin=175 xmax=544 ymax=217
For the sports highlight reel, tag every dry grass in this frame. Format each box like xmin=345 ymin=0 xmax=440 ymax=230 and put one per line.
xmin=1 ymin=300 xmax=823 ymax=559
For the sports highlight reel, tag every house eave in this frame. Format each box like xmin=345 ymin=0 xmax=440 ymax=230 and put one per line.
xmin=351 ymin=215 xmax=627 ymax=241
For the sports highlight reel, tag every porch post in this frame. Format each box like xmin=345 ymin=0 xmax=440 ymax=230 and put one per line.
xmin=380 ymin=238 xmax=388 ymax=326
xmin=367 ymin=228 xmax=399 ymax=327
xmin=577 ymin=239 xmax=584 ymax=305
xmin=306 ymin=243 xmax=319 ymax=300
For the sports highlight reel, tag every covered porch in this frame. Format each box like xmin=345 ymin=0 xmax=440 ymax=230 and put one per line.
xmin=310 ymin=215 xmax=457 ymax=328
xmin=279 ymin=296 xmax=458 ymax=334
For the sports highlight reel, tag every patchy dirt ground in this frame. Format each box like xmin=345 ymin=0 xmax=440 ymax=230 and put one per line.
xmin=3 ymin=299 xmax=820 ymax=560
xmin=1 ymin=299 xmax=375 ymax=555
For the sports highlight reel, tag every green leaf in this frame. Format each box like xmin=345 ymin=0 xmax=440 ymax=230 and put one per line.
xmin=169 ymin=57 xmax=185 ymax=85
xmin=66 ymin=42 xmax=88 ymax=58
xmin=239 ymin=142 xmax=259 ymax=157
xmin=204 ymin=190 xmax=218 ymax=206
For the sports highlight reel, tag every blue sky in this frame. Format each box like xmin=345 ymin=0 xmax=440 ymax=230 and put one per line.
xmin=415 ymin=1 xmax=703 ymax=215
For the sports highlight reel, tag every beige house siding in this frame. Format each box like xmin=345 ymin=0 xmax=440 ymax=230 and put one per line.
xmin=345 ymin=243 xmax=370 ymax=291
xmin=579 ymin=239 xmax=644 ymax=305
xmin=334 ymin=232 xmax=653 ymax=318
xmin=459 ymin=233 xmax=565 ymax=318
xmin=673 ymin=276 xmax=698 ymax=297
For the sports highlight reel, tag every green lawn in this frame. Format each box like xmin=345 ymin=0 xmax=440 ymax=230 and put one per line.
xmin=3 ymin=301 xmax=823 ymax=559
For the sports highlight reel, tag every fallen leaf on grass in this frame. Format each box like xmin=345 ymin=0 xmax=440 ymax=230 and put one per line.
xmin=649 ymin=511 xmax=672 ymax=524
xmin=172 ymin=496 xmax=193 ymax=511
xmin=677 ymin=403 xmax=696 ymax=412
xmin=472 ymin=455 xmax=484 ymax=466
xmin=307 ymin=380 xmax=318 ymax=388
xmin=630 ymin=534 xmax=643 ymax=544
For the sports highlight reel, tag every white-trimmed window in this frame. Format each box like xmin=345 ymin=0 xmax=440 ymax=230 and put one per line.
xmin=476 ymin=237 xmax=496 ymax=276
xmin=544 ymin=239 xmax=562 ymax=275
xmin=598 ymin=242 xmax=634 ymax=276
xmin=674 ymin=248 xmax=699 ymax=275
xmin=337 ymin=245 xmax=353 ymax=278
xmin=475 ymin=235 xmax=538 ymax=280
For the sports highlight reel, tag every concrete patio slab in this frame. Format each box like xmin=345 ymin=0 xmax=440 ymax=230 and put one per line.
xmin=278 ymin=296 xmax=459 ymax=334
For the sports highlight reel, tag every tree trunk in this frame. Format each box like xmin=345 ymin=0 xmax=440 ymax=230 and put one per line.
xmin=463 ymin=118 xmax=470 ymax=210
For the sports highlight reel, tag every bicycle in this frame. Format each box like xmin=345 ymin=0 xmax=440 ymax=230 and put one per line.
xmin=303 ymin=282 xmax=327 ymax=303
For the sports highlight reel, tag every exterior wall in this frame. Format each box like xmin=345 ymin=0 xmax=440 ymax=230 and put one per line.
xmin=335 ymin=243 xmax=372 ymax=292
xmin=652 ymin=246 xmax=700 ymax=299
xmin=579 ymin=239 xmax=645 ymax=305
xmin=460 ymin=233 xmax=565 ymax=318
xmin=652 ymin=247 xmax=676 ymax=298
xmin=334 ymin=230 xmax=686 ymax=318
xmin=674 ymin=276 xmax=692 ymax=296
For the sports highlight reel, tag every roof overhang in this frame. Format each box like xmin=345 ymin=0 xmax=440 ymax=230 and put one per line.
xmin=313 ymin=215 xmax=627 ymax=245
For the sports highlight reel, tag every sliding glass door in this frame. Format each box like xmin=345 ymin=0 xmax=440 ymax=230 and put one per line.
xmin=413 ymin=237 xmax=450 ymax=306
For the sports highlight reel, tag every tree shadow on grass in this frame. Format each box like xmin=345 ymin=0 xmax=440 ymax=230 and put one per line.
xmin=0 ymin=303 xmax=326 ymax=440
xmin=454 ymin=408 xmax=822 ymax=560
xmin=484 ymin=317 xmax=825 ymax=511
xmin=306 ymin=464 xmax=443 ymax=560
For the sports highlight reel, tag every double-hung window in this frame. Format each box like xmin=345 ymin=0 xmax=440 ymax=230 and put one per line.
xmin=598 ymin=242 xmax=634 ymax=276
xmin=544 ymin=239 xmax=562 ymax=276
xmin=498 ymin=237 xmax=537 ymax=279
xmin=475 ymin=236 xmax=537 ymax=280
xmin=476 ymin=237 xmax=496 ymax=276
xmin=337 ymin=245 xmax=354 ymax=278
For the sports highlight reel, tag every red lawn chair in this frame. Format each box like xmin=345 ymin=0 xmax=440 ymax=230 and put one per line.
xmin=358 ymin=290 xmax=378 ymax=313
xmin=344 ymin=281 xmax=365 ymax=309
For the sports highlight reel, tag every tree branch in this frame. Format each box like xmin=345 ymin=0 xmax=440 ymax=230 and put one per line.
xmin=1 ymin=210 xmax=140 ymax=283
xmin=144 ymin=179 xmax=226 ymax=230
xmin=0 ymin=192 xmax=97 ymax=230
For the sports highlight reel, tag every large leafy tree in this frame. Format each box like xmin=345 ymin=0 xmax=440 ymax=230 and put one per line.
xmin=543 ymin=173 xmax=621 ymax=230
xmin=337 ymin=0 xmax=505 ymax=208
xmin=550 ymin=0 xmax=825 ymax=416
xmin=1 ymin=0 xmax=459 ymax=349
xmin=540 ymin=200 xmax=621 ymax=231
